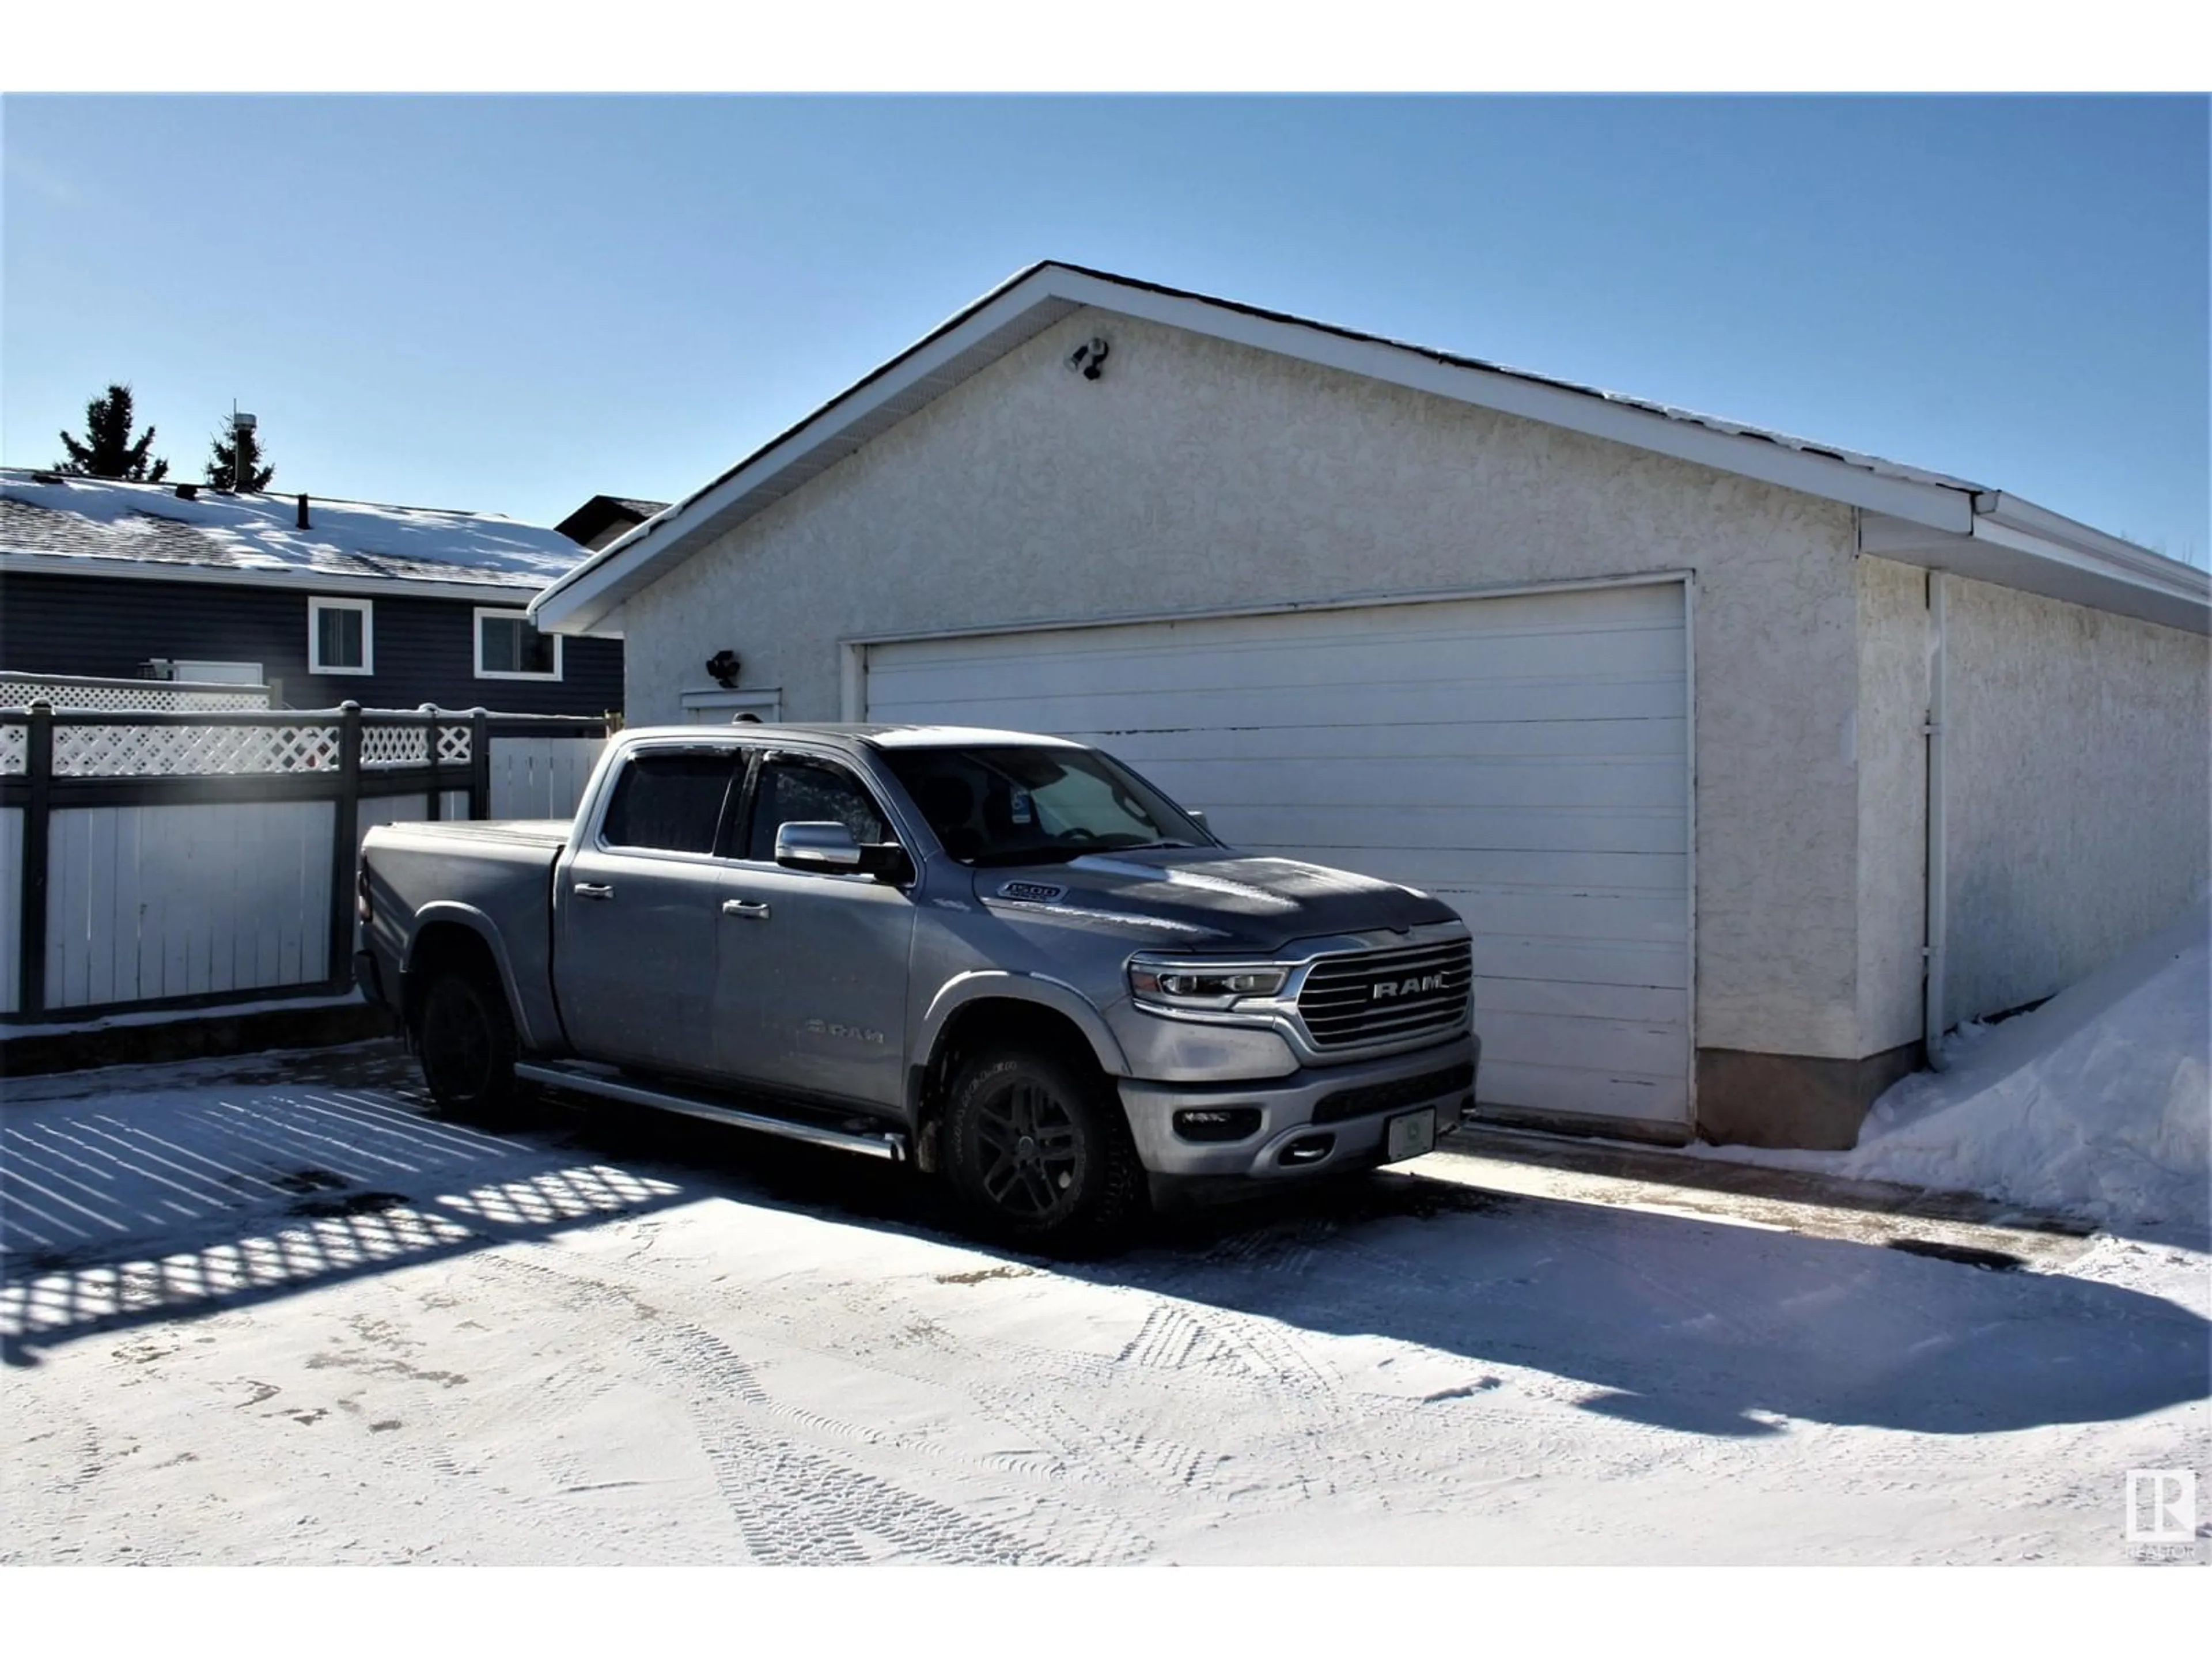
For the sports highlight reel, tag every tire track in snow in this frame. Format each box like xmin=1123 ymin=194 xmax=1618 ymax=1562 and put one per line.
xmin=466 ymin=1244 xmax=1146 ymax=1563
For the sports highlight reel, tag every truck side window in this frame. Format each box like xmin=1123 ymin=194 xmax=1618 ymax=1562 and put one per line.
xmin=747 ymin=758 xmax=890 ymax=862
xmin=600 ymin=752 xmax=739 ymax=854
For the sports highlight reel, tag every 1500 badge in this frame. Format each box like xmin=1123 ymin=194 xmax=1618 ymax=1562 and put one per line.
xmin=804 ymin=1018 xmax=885 ymax=1045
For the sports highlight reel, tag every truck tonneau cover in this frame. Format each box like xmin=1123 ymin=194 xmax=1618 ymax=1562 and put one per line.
xmin=372 ymin=819 xmax=573 ymax=849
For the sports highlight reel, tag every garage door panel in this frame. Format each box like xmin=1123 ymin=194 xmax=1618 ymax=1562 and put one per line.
xmin=1226 ymin=806 xmax=1688 ymax=857
xmin=1479 ymin=1060 xmax=1691 ymax=1122
xmin=1478 ymin=1011 xmax=1687 ymax=1078
xmin=869 ymin=624 xmax=1685 ymax=706
xmin=1474 ymin=977 xmax=1687 ymax=1025
xmin=890 ymin=676 xmax=1688 ymax=736
xmin=1143 ymin=755 xmax=1684 ymax=812
xmin=1448 ymin=935 xmax=1689 ymax=991
xmin=865 ymin=583 xmax=1692 ymax=1128
xmin=1072 ymin=717 xmax=1685 ymax=766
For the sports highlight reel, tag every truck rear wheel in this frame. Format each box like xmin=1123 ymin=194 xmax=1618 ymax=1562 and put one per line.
xmin=415 ymin=968 xmax=520 ymax=1120
xmin=943 ymin=1045 xmax=1143 ymax=1249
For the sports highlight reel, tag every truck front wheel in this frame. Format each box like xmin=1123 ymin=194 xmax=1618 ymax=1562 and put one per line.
xmin=944 ymin=1046 xmax=1143 ymax=1249
xmin=415 ymin=969 xmax=520 ymax=1120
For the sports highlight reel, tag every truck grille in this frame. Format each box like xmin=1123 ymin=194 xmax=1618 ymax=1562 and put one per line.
xmin=1310 ymin=1060 xmax=1476 ymax=1125
xmin=1296 ymin=940 xmax=1472 ymax=1051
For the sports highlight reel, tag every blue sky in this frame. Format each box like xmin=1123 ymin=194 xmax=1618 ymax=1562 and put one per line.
xmin=3 ymin=95 xmax=2205 ymax=563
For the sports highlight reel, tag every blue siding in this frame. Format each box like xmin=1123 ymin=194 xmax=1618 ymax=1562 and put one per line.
xmin=0 ymin=571 xmax=623 ymax=715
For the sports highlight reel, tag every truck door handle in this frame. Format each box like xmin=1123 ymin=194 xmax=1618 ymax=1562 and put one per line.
xmin=722 ymin=898 xmax=772 ymax=921
xmin=574 ymin=882 xmax=616 ymax=900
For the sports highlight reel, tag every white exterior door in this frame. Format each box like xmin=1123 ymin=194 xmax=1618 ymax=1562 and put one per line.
xmin=861 ymin=581 xmax=1692 ymax=1128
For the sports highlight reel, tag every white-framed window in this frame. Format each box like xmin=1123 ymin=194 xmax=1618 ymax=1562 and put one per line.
xmin=308 ymin=597 xmax=373 ymax=675
xmin=475 ymin=608 xmax=563 ymax=680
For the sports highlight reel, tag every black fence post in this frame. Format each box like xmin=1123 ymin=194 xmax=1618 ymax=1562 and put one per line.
xmin=469 ymin=709 xmax=490 ymax=820
xmin=328 ymin=701 xmax=362 ymax=987
xmin=18 ymin=700 xmax=53 ymax=1017
xmin=422 ymin=704 xmax=442 ymax=822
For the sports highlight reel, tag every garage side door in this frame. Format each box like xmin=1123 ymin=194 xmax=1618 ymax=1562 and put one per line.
xmin=863 ymin=584 xmax=1691 ymax=1127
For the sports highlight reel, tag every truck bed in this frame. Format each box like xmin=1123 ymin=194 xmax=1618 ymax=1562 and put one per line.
xmin=358 ymin=817 xmax=572 ymax=1050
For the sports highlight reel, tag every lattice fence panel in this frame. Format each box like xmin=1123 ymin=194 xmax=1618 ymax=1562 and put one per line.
xmin=0 ymin=727 xmax=24 ymax=776
xmin=0 ymin=676 xmax=270 ymax=712
xmin=51 ymin=724 xmax=343 ymax=777
xmin=359 ymin=725 xmax=427 ymax=767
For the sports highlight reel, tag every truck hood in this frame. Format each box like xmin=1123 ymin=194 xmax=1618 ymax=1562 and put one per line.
xmin=969 ymin=847 xmax=1457 ymax=953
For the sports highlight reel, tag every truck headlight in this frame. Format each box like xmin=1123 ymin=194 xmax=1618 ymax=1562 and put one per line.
xmin=1127 ymin=956 xmax=1289 ymax=1010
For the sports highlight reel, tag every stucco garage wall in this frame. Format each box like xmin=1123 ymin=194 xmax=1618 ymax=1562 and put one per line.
xmin=1855 ymin=555 xmax=1931 ymax=1059
xmin=621 ymin=306 xmax=1865 ymax=1063
xmin=1942 ymin=575 xmax=2210 ymax=1024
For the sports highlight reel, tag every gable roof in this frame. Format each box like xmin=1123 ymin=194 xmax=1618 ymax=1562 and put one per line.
xmin=0 ymin=469 xmax=590 ymax=601
xmin=529 ymin=260 xmax=2210 ymax=638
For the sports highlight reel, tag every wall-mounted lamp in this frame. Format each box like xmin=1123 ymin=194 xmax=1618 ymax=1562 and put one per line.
xmin=706 ymin=649 xmax=741 ymax=689
xmin=1065 ymin=336 xmax=1110 ymax=381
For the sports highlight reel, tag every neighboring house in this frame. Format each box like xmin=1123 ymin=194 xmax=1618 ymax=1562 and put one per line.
xmin=0 ymin=469 xmax=623 ymax=716
xmin=528 ymin=260 xmax=2210 ymax=1153
xmin=556 ymin=494 xmax=669 ymax=552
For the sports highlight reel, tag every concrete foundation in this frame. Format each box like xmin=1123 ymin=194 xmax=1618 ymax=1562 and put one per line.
xmin=1694 ymin=1041 xmax=1923 ymax=1150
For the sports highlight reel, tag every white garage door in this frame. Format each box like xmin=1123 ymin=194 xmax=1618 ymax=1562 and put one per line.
xmin=863 ymin=582 xmax=1691 ymax=1128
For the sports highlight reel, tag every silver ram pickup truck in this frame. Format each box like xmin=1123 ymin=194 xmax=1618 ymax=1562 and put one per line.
xmin=355 ymin=723 xmax=1479 ymax=1245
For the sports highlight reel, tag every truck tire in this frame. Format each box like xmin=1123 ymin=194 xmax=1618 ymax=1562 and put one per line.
xmin=944 ymin=1045 xmax=1143 ymax=1249
xmin=415 ymin=968 xmax=521 ymax=1122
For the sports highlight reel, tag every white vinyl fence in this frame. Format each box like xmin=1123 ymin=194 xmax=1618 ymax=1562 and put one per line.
xmin=1 ymin=702 xmax=608 ymax=1020
xmin=487 ymin=736 xmax=608 ymax=820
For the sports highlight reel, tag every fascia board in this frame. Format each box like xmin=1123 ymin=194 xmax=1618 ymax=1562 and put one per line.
xmin=1966 ymin=516 xmax=2210 ymax=633
xmin=1857 ymin=512 xmax=2210 ymax=637
xmin=0 ymin=550 xmax=549 ymax=604
xmin=1039 ymin=269 xmax=1980 ymax=534
xmin=1973 ymin=491 xmax=2209 ymax=590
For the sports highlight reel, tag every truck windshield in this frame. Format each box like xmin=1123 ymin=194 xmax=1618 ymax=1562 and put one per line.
xmin=880 ymin=744 xmax=1212 ymax=867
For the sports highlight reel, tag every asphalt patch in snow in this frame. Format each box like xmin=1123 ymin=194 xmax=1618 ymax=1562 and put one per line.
xmin=1884 ymin=1238 xmax=2028 ymax=1272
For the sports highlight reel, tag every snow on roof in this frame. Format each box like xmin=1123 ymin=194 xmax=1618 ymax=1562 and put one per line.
xmin=0 ymin=468 xmax=589 ymax=591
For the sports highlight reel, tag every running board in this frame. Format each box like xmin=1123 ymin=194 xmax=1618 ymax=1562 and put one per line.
xmin=515 ymin=1062 xmax=908 ymax=1162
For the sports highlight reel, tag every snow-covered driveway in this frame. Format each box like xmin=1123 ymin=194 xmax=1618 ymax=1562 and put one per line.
xmin=2 ymin=1044 xmax=2205 ymax=1565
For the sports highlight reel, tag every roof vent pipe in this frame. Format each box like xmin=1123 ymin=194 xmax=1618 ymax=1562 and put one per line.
xmin=297 ymin=494 xmax=310 ymax=529
xmin=1923 ymin=570 xmax=1952 ymax=1071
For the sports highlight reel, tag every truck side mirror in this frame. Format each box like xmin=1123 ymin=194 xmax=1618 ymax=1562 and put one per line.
xmin=775 ymin=820 xmax=910 ymax=882
xmin=775 ymin=821 xmax=863 ymax=870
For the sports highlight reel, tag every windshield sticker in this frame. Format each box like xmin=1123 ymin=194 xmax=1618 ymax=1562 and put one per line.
xmin=1009 ymin=790 xmax=1035 ymax=826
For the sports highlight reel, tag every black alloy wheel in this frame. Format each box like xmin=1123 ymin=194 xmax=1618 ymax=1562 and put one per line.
xmin=416 ymin=970 xmax=519 ymax=1119
xmin=944 ymin=1046 xmax=1142 ymax=1248
xmin=976 ymin=1075 xmax=1081 ymax=1218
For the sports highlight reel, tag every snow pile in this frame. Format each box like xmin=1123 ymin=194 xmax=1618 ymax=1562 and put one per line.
xmin=0 ymin=467 xmax=584 ymax=586
xmin=1842 ymin=896 xmax=2211 ymax=1229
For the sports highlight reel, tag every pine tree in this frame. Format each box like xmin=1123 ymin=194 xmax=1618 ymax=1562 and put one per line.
xmin=207 ymin=419 xmax=274 ymax=492
xmin=55 ymin=384 xmax=169 ymax=482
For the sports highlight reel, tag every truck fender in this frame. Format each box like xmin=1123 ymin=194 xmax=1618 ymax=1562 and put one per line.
xmin=917 ymin=971 xmax=1133 ymax=1081
xmin=402 ymin=902 xmax=546 ymax=1052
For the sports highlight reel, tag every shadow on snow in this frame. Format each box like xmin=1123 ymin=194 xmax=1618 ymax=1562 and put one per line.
xmin=3 ymin=1049 xmax=2203 ymax=1441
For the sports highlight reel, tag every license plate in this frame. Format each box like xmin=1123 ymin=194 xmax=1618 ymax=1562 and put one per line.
xmin=1384 ymin=1107 xmax=1437 ymax=1162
